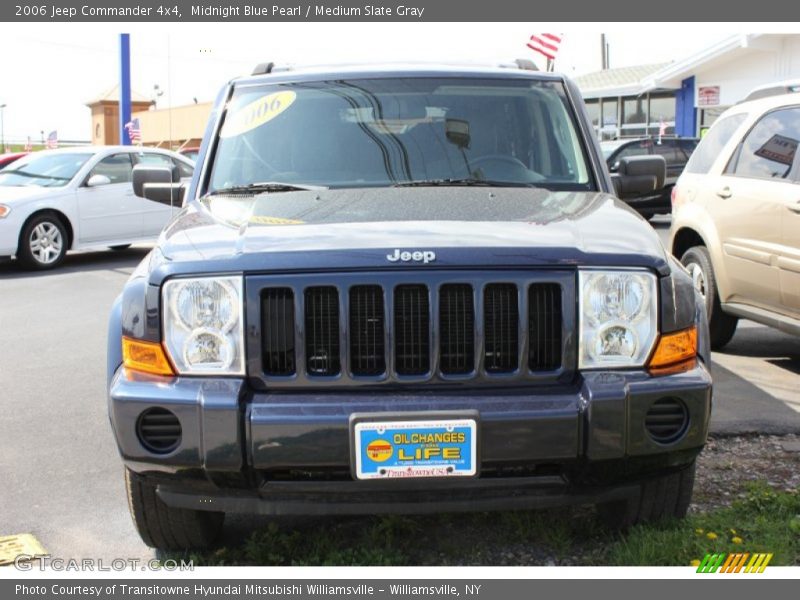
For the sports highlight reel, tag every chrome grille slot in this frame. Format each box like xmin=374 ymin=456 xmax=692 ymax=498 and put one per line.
xmin=439 ymin=284 xmax=475 ymax=374
xmin=304 ymin=286 xmax=340 ymax=376
xmin=261 ymin=287 xmax=296 ymax=375
xmin=528 ymin=283 xmax=563 ymax=371
xmin=349 ymin=285 xmax=386 ymax=376
xmin=394 ymin=285 xmax=430 ymax=375
xmin=483 ymin=284 xmax=519 ymax=373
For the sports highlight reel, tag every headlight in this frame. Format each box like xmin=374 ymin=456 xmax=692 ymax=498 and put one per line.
xmin=162 ymin=276 xmax=244 ymax=375
xmin=579 ymin=270 xmax=658 ymax=369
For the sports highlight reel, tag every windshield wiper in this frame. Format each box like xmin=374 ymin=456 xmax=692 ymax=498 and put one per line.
xmin=205 ymin=182 xmax=327 ymax=196
xmin=394 ymin=178 xmax=534 ymax=188
xmin=4 ymin=170 xmax=70 ymax=182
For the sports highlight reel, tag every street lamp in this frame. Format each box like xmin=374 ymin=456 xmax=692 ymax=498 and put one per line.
xmin=0 ymin=104 xmax=6 ymax=153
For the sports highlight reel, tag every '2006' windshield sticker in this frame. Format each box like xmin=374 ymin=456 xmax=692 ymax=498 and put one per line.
xmin=220 ymin=91 xmax=296 ymax=138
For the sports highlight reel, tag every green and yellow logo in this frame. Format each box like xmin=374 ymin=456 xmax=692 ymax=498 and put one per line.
xmin=695 ymin=552 xmax=773 ymax=573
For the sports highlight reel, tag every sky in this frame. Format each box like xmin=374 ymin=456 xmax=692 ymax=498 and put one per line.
xmin=0 ymin=23 xmax=763 ymax=143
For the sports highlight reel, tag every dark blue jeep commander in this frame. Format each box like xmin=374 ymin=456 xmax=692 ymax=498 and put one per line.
xmin=107 ymin=61 xmax=711 ymax=550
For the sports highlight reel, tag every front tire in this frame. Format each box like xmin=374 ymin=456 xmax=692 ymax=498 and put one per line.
xmin=680 ymin=246 xmax=738 ymax=349
xmin=125 ymin=469 xmax=224 ymax=550
xmin=17 ymin=213 xmax=68 ymax=270
xmin=598 ymin=460 xmax=696 ymax=530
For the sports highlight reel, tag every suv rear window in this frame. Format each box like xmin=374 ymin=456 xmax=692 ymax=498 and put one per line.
xmin=684 ymin=113 xmax=747 ymax=174
xmin=725 ymin=107 xmax=800 ymax=180
xmin=209 ymin=77 xmax=594 ymax=191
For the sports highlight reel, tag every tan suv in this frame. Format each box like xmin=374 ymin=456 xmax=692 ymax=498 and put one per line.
xmin=670 ymin=92 xmax=800 ymax=349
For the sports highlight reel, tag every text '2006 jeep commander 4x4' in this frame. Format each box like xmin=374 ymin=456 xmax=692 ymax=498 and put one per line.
xmin=108 ymin=62 xmax=712 ymax=550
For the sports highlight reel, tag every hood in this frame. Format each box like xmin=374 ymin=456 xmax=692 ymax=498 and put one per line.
xmin=152 ymin=187 xmax=669 ymax=279
xmin=0 ymin=185 xmax=55 ymax=203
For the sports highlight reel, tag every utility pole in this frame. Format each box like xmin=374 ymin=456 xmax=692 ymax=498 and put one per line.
xmin=119 ymin=33 xmax=132 ymax=145
xmin=0 ymin=104 xmax=6 ymax=153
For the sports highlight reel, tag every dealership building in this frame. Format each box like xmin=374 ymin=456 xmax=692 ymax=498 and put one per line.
xmin=575 ymin=33 xmax=800 ymax=139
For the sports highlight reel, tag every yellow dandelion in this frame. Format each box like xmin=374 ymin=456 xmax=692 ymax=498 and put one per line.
xmin=695 ymin=528 xmax=704 ymax=535
xmin=690 ymin=559 xmax=701 ymax=567
xmin=706 ymin=532 xmax=718 ymax=540
xmin=732 ymin=536 xmax=743 ymax=544
xmin=729 ymin=529 xmax=737 ymax=535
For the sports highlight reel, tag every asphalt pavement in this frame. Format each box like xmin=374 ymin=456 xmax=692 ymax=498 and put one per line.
xmin=1 ymin=222 xmax=799 ymax=562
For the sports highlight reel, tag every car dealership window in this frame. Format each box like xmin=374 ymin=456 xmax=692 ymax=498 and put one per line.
xmin=726 ymin=107 xmax=800 ymax=180
xmin=90 ymin=153 xmax=134 ymax=184
xmin=684 ymin=113 xmax=747 ymax=174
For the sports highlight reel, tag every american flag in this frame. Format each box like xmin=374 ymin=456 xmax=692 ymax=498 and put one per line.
xmin=46 ymin=130 xmax=58 ymax=149
xmin=527 ymin=33 xmax=563 ymax=61
xmin=24 ymin=136 xmax=32 ymax=152
xmin=125 ymin=118 xmax=141 ymax=144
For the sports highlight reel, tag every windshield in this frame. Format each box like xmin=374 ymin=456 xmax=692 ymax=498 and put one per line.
xmin=0 ymin=152 xmax=92 ymax=188
xmin=209 ymin=77 xmax=594 ymax=192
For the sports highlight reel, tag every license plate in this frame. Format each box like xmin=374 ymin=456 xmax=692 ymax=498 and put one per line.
xmin=353 ymin=418 xmax=477 ymax=480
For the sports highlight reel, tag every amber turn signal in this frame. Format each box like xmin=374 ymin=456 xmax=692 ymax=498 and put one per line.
xmin=122 ymin=337 xmax=175 ymax=376
xmin=648 ymin=326 xmax=698 ymax=374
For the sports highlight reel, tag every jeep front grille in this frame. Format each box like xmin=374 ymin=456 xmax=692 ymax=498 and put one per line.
xmin=253 ymin=271 xmax=572 ymax=387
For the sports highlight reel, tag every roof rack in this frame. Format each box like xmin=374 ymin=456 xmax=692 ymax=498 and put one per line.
xmin=513 ymin=58 xmax=539 ymax=71
xmin=249 ymin=59 xmax=541 ymax=76
xmin=743 ymin=80 xmax=800 ymax=102
xmin=251 ymin=62 xmax=275 ymax=76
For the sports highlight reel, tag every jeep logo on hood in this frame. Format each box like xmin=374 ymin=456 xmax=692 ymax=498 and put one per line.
xmin=386 ymin=249 xmax=436 ymax=264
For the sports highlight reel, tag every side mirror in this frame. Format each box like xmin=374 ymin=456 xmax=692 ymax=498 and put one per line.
xmin=132 ymin=164 xmax=184 ymax=206
xmin=610 ymin=155 xmax=666 ymax=199
xmin=86 ymin=174 xmax=111 ymax=187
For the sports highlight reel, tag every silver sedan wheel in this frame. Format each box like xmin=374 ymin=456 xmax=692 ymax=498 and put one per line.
xmin=29 ymin=222 xmax=64 ymax=265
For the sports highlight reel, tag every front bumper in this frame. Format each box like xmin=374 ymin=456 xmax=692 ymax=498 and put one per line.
xmin=109 ymin=362 xmax=712 ymax=513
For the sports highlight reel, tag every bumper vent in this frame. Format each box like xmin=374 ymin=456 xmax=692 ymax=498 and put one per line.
xmin=304 ymin=286 xmax=340 ymax=376
xmin=528 ymin=283 xmax=562 ymax=371
xmin=262 ymin=288 xmax=296 ymax=376
xmin=394 ymin=285 xmax=430 ymax=375
xmin=483 ymin=284 xmax=519 ymax=373
xmin=350 ymin=285 xmax=386 ymax=376
xmin=136 ymin=407 xmax=181 ymax=454
xmin=645 ymin=398 xmax=689 ymax=444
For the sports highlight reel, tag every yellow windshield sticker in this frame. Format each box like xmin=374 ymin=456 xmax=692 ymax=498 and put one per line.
xmin=249 ymin=216 xmax=304 ymax=225
xmin=220 ymin=91 xmax=296 ymax=138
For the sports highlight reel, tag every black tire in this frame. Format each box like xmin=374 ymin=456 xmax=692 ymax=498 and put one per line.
xmin=597 ymin=460 xmax=696 ymax=530
xmin=125 ymin=468 xmax=224 ymax=550
xmin=680 ymin=246 xmax=738 ymax=349
xmin=109 ymin=244 xmax=132 ymax=251
xmin=17 ymin=212 xmax=68 ymax=270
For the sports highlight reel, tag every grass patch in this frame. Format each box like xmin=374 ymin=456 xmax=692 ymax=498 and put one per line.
xmin=606 ymin=482 xmax=800 ymax=566
xmin=177 ymin=482 xmax=800 ymax=566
